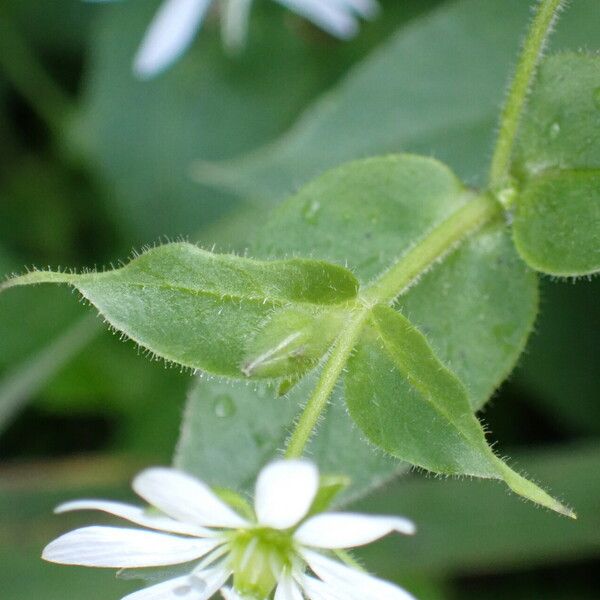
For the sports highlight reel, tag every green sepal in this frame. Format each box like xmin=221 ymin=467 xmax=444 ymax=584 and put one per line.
xmin=213 ymin=487 xmax=255 ymax=522
xmin=307 ymin=475 xmax=351 ymax=516
xmin=242 ymin=307 xmax=346 ymax=379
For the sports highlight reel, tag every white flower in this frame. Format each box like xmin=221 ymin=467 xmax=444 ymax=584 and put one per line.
xmin=43 ymin=459 xmax=417 ymax=600
xmin=88 ymin=0 xmax=380 ymax=78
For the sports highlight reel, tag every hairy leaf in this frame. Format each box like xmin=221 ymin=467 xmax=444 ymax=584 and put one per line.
xmin=244 ymin=155 xmax=570 ymax=513
xmin=514 ymin=53 xmax=600 ymax=176
xmin=514 ymin=170 xmax=600 ymax=276
xmin=0 ymin=243 xmax=358 ymax=376
xmin=396 ymin=225 xmax=537 ymax=410
xmin=346 ymin=305 xmax=572 ymax=516
xmin=179 ymin=155 xmax=566 ymax=512
xmin=513 ymin=53 xmax=600 ymax=276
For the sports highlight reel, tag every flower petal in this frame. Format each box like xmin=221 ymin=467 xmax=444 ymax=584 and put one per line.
xmin=122 ymin=575 xmax=199 ymax=600
xmin=301 ymin=576 xmax=345 ymax=600
xmin=303 ymin=550 xmax=416 ymax=600
xmin=254 ymin=460 xmax=319 ymax=530
xmin=133 ymin=468 xmax=248 ymax=529
xmin=275 ymin=0 xmax=359 ymax=39
xmin=275 ymin=574 xmax=304 ymax=600
xmin=221 ymin=0 xmax=253 ymax=50
xmin=55 ymin=499 xmax=212 ymax=537
xmin=42 ymin=526 xmax=221 ymax=568
xmin=133 ymin=0 xmax=212 ymax=78
xmin=122 ymin=565 xmax=231 ymax=600
xmin=295 ymin=513 xmax=415 ymax=549
xmin=220 ymin=587 xmax=245 ymax=600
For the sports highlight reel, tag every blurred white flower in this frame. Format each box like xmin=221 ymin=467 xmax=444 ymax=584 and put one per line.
xmin=87 ymin=0 xmax=380 ymax=78
xmin=43 ymin=459 xmax=416 ymax=600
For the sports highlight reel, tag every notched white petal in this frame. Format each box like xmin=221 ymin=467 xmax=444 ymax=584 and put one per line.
xmin=295 ymin=513 xmax=416 ymax=548
xmin=55 ymin=499 xmax=212 ymax=537
xmin=133 ymin=467 xmax=248 ymax=529
xmin=254 ymin=460 xmax=319 ymax=529
xmin=303 ymin=550 xmax=416 ymax=600
xmin=133 ymin=0 xmax=212 ymax=78
xmin=42 ymin=526 xmax=221 ymax=568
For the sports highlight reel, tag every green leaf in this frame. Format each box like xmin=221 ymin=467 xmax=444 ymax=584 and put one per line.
xmin=193 ymin=0 xmax=600 ymax=202
xmin=345 ymin=305 xmax=573 ymax=517
xmin=0 ymin=243 xmax=359 ymax=376
xmin=514 ymin=53 xmax=600 ymax=176
xmin=175 ymin=155 xmax=554 ymax=512
xmin=396 ymin=224 xmax=538 ymax=410
xmin=175 ymin=375 xmax=403 ymax=505
xmin=254 ymin=156 xmax=537 ymax=410
xmin=513 ymin=170 xmax=600 ymax=276
xmin=308 ymin=475 xmax=351 ymax=516
xmin=512 ymin=53 xmax=600 ymax=276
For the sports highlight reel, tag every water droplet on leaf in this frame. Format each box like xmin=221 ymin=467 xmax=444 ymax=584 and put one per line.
xmin=213 ymin=394 xmax=236 ymax=418
xmin=549 ymin=122 xmax=561 ymax=139
xmin=302 ymin=200 xmax=321 ymax=224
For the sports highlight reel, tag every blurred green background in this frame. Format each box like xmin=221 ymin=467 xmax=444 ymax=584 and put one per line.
xmin=0 ymin=1 xmax=598 ymax=598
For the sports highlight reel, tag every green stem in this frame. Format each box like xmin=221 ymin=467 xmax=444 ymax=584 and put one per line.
xmin=284 ymin=308 xmax=370 ymax=459
xmin=0 ymin=9 xmax=74 ymax=135
xmin=488 ymin=0 xmax=565 ymax=190
xmin=364 ymin=193 xmax=500 ymax=305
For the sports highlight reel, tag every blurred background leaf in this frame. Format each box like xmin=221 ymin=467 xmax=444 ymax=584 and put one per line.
xmin=71 ymin=0 xmax=443 ymax=244
xmin=191 ymin=0 xmax=600 ymax=203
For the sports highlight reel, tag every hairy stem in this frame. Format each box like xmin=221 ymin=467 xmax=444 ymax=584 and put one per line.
xmin=284 ymin=308 xmax=370 ymax=459
xmin=488 ymin=0 xmax=565 ymax=190
xmin=364 ymin=193 xmax=500 ymax=305
xmin=0 ymin=9 xmax=74 ymax=135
